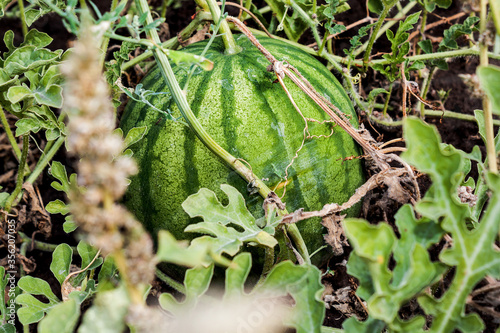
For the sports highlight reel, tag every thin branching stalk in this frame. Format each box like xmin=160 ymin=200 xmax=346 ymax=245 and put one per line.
xmin=198 ymin=0 xmax=241 ymax=54
xmin=356 ymin=1 xmax=416 ymax=58
xmin=99 ymin=0 xmax=119 ymax=68
xmin=63 ymin=15 xmax=156 ymax=306
xmin=361 ymin=0 xmax=398 ymax=68
xmin=26 ymin=135 xmax=65 ymax=184
xmin=155 ymin=269 xmax=186 ymax=294
xmin=288 ymin=0 xmax=321 ymax=46
xmin=479 ymin=0 xmax=498 ymax=173
xmin=18 ymin=231 xmax=77 ymax=252
xmin=1 ymin=107 xmax=22 ymax=160
xmin=121 ymin=11 xmax=212 ymax=71
xmin=382 ymin=84 xmax=393 ymax=117
xmin=17 ymin=0 xmax=28 ymax=37
xmin=4 ymin=135 xmax=29 ymax=213
xmin=419 ymin=66 xmax=435 ymax=118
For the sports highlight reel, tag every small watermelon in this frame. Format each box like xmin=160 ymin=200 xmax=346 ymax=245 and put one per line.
xmin=120 ymin=34 xmax=364 ymax=264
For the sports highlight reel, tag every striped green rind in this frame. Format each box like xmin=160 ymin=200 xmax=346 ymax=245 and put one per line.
xmin=120 ymin=35 xmax=365 ymax=265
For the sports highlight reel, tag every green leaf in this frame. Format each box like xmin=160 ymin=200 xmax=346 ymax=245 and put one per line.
xmin=392 ymin=205 xmax=445 ymax=287
xmin=2 ymin=30 xmax=14 ymax=55
xmin=0 ymin=191 xmax=9 ymax=208
xmin=33 ymin=84 xmax=63 ymax=108
xmin=46 ymin=199 xmax=70 ymax=215
xmin=16 ymin=276 xmax=60 ymax=325
xmin=159 ymin=264 xmax=214 ymax=313
xmin=182 ymin=184 xmax=278 ymax=256
xmin=439 ymin=16 xmax=479 ymax=51
xmin=184 ymin=265 xmax=214 ymax=305
xmin=156 ymin=230 xmax=213 ymax=267
xmin=0 ymin=324 xmax=16 ymax=333
xmin=344 ymin=205 xmax=444 ymax=328
xmin=224 ymin=252 xmax=252 ymax=300
xmin=418 ymin=39 xmax=433 ymax=54
xmin=123 ymin=125 xmax=147 ymax=150
xmin=0 ymin=267 xmax=15 ymax=328
xmin=477 ymin=65 xmax=500 ymax=115
xmin=424 ymin=0 xmax=452 ymax=12
xmin=343 ymin=316 xmax=386 ymax=332
xmin=165 ymin=48 xmax=213 ymax=71
xmin=21 ymin=29 xmax=53 ymax=48
xmin=6 ymin=84 xmax=32 ymax=104
xmin=63 ymin=216 xmax=78 ymax=233
xmin=78 ymin=285 xmax=130 ymax=333
xmin=367 ymin=0 xmax=383 ymax=14
xmin=49 ymin=161 xmax=72 ymax=194
xmin=402 ymin=117 xmax=500 ymax=332
xmin=50 ymin=243 xmax=73 ymax=285
xmin=15 ymin=117 xmax=41 ymax=136
xmin=263 ymin=0 xmax=309 ymax=42
xmin=97 ymin=256 xmax=117 ymax=282
xmin=0 ymin=0 xmax=8 ymax=17
xmin=38 ymin=299 xmax=79 ymax=333
xmin=3 ymin=46 xmax=62 ymax=76
xmin=25 ymin=8 xmax=44 ymax=27
xmin=159 ymin=255 xmax=325 ymax=333
xmin=77 ymin=241 xmax=102 ymax=271
xmin=0 ymin=69 xmax=19 ymax=92
xmin=255 ymin=261 xmax=325 ymax=333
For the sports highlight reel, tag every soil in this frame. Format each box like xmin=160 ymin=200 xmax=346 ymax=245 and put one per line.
xmin=1 ymin=0 xmax=499 ymax=331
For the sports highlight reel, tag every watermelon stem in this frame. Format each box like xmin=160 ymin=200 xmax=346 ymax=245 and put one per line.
xmin=197 ymin=0 xmax=242 ymax=54
xmin=135 ymin=0 xmax=312 ymax=265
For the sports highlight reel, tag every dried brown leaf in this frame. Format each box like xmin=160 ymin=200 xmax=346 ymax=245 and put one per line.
xmin=321 ymin=214 xmax=347 ymax=256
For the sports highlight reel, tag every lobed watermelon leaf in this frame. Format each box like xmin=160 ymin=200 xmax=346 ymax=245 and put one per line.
xmin=344 ymin=118 xmax=500 ymax=332
xmin=182 ymin=184 xmax=279 ymax=257
xmin=38 ymin=299 xmax=80 ymax=333
xmin=402 ymin=117 xmax=500 ymax=333
xmin=159 ymin=253 xmax=325 ymax=333
xmin=344 ymin=206 xmax=444 ymax=331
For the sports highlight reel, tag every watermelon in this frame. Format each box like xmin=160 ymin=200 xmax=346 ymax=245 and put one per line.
xmin=120 ymin=34 xmax=365 ymax=265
